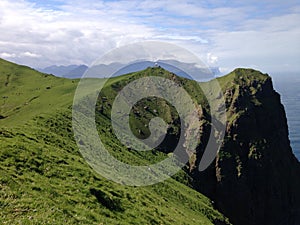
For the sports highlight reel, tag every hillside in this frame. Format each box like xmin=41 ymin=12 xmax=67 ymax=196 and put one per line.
xmin=0 ymin=59 xmax=78 ymax=127
xmin=1 ymin=58 xmax=300 ymax=225
xmin=0 ymin=58 xmax=229 ymax=224
xmin=82 ymin=66 xmax=300 ymax=225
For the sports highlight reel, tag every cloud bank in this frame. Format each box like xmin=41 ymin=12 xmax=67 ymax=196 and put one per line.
xmin=0 ymin=0 xmax=299 ymax=73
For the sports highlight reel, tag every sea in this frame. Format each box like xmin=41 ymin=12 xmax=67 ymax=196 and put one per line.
xmin=272 ymin=72 xmax=300 ymax=161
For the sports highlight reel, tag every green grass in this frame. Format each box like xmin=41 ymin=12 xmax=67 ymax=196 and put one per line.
xmin=0 ymin=110 xmax=229 ymax=225
xmin=0 ymin=58 xmax=273 ymax=224
xmin=216 ymin=68 xmax=271 ymax=125
xmin=0 ymin=59 xmax=231 ymax=224
xmin=0 ymin=58 xmax=79 ymax=127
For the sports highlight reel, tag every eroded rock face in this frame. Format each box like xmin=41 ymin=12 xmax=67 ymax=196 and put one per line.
xmin=96 ymin=67 xmax=300 ymax=224
xmin=192 ymin=69 xmax=300 ymax=225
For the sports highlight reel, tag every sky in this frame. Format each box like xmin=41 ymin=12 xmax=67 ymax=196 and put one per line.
xmin=0 ymin=0 xmax=299 ymax=74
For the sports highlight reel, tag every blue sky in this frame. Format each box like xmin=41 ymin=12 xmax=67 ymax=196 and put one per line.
xmin=0 ymin=0 xmax=299 ymax=73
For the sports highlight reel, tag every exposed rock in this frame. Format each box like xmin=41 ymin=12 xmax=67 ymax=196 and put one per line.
xmin=191 ymin=69 xmax=300 ymax=225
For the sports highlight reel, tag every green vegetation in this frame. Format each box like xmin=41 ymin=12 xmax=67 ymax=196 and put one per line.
xmin=0 ymin=59 xmax=230 ymax=224
xmin=0 ymin=112 xmax=228 ymax=224
xmin=94 ymin=67 xmax=209 ymax=166
xmin=0 ymin=58 xmax=78 ymax=127
xmin=216 ymin=68 xmax=271 ymax=125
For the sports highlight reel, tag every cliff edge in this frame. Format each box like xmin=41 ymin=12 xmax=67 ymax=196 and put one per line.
xmin=192 ymin=68 xmax=300 ymax=225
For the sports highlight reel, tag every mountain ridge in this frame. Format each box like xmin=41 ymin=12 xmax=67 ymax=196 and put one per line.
xmin=36 ymin=60 xmax=221 ymax=80
xmin=37 ymin=64 xmax=88 ymax=78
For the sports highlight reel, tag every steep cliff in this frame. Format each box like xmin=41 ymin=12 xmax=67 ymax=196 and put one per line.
xmin=192 ymin=68 xmax=300 ymax=225
xmin=95 ymin=67 xmax=300 ymax=225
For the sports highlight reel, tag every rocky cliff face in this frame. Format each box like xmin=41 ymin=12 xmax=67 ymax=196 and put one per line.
xmin=191 ymin=69 xmax=300 ymax=225
xmin=95 ymin=67 xmax=300 ymax=224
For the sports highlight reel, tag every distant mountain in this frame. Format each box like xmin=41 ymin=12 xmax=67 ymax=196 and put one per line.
xmin=37 ymin=61 xmax=220 ymax=80
xmin=63 ymin=65 xmax=88 ymax=78
xmin=37 ymin=64 xmax=88 ymax=78
xmin=37 ymin=65 xmax=78 ymax=76
xmin=85 ymin=60 xmax=220 ymax=81
xmin=209 ymin=67 xmax=221 ymax=76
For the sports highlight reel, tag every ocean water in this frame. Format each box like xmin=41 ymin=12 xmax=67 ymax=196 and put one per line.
xmin=272 ymin=73 xmax=300 ymax=160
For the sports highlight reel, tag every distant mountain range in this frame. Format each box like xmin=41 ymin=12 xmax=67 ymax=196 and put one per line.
xmin=37 ymin=64 xmax=88 ymax=78
xmin=37 ymin=60 xmax=221 ymax=80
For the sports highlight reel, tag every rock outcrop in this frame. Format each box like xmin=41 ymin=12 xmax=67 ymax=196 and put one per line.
xmin=95 ymin=67 xmax=300 ymax=225
xmin=192 ymin=69 xmax=300 ymax=225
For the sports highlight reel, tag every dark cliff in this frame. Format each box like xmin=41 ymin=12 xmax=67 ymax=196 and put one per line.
xmin=192 ymin=69 xmax=300 ymax=225
xmin=96 ymin=67 xmax=300 ymax=224
xmin=93 ymin=67 xmax=300 ymax=224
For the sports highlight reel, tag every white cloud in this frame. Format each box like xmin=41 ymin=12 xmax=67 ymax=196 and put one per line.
xmin=154 ymin=35 xmax=208 ymax=43
xmin=219 ymin=67 xmax=231 ymax=75
xmin=21 ymin=51 xmax=41 ymax=58
xmin=0 ymin=0 xmax=155 ymax=67
xmin=207 ymin=53 xmax=218 ymax=65
xmin=0 ymin=52 xmax=16 ymax=58
xmin=208 ymin=13 xmax=300 ymax=72
xmin=0 ymin=0 xmax=299 ymax=73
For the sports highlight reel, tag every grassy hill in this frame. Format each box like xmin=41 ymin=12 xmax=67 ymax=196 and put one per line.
xmin=0 ymin=58 xmax=230 ymax=224
xmin=0 ymin=59 xmax=78 ymax=127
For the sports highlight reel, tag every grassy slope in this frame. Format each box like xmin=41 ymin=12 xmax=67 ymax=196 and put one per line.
xmin=94 ymin=67 xmax=208 ymax=167
xmin=0 ymin=59 xmax=78 ymax=127
xmin=216 ymin=68 xmax=270 ymax=125
xmin=0 ymin=58 xmax=229 ymax=224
